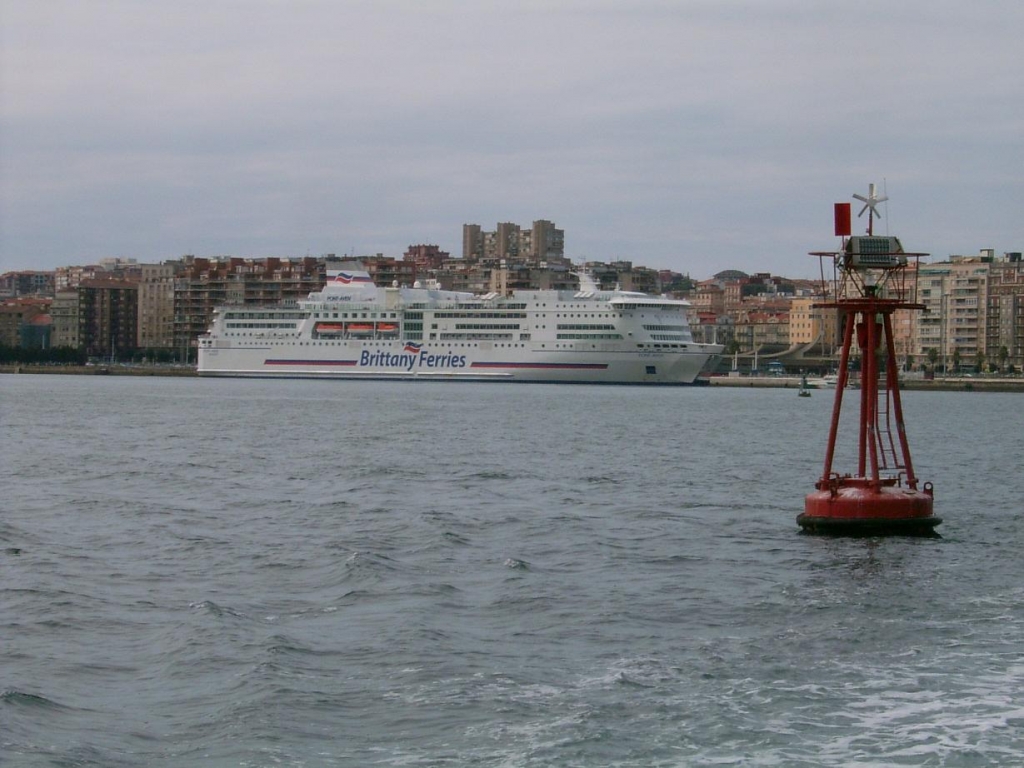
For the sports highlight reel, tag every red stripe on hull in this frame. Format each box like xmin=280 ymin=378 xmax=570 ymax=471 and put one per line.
xmin=264 ymin=359 xmax=358 ymax=366
xmin=470 ymin=362 xmax=608 ymax=370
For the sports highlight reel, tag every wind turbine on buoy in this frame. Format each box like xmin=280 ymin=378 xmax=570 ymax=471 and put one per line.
xmin=852 ymin=183 xmax=888 ymax=235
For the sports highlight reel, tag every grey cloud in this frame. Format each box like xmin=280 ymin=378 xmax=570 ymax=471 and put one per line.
xmin=2 ymin=0 xmax=1022 ymax=274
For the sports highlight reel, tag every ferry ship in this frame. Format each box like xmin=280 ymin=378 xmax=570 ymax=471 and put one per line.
xmin=197 ymin=269 xmax=722 ymax=384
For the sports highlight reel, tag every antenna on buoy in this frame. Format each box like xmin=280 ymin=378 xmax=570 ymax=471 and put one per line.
xmin=798 ymin=185 xmax=940 ymax=536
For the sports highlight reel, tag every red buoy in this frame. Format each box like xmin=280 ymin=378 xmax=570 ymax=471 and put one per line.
xmin=798 ymin=186 xmax=940 ymax=536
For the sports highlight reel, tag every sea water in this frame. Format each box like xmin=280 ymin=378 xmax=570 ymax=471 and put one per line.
xmin=2 ymin=375 xmax=1023 ymax=766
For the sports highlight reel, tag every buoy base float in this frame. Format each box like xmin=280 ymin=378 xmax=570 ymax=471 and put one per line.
xmin=799 ymin=477 xmax=940 ymax=536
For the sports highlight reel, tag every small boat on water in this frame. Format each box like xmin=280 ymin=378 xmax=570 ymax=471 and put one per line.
xmin=807 ymin=372 xmax=839 ymax=388
xmin=798 ymin=374 xmax=812 ymax=397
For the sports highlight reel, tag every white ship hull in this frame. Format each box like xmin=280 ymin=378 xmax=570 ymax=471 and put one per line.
xmin=199 ymin=340 xmax=714 ymax=384
xmin=197 ymin=268 xmax=721 ymax=385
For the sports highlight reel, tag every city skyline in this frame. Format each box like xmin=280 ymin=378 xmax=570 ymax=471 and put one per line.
xmin=2 ymin=1 xmax=1022 ymax=278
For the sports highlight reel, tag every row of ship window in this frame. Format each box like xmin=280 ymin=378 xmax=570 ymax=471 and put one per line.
xmin=224 ymin=311 xmax=683 ymax=326
xmin=358 ymin=342 xmax=529 ymax=348
xmin=311 ymin=312 xmax=400 ymax=319
xmin=226 ymin=322 xmax=298 ymax=329
xmin=433 ymin=311 xmax=527 ymax=319
xmin=238 ymin=339 xmax=663 ymax=351
xmin=221 ymin=331 xmax=685 ymax=345
xmin=219 ymin=339 xmax=690 ymax=355
xmin=453 ymin=323 xmax=521 ymax=330
xmin=440 ymin=333 xmax=514 ymax=340
xmin=244 ymin=341 xmax=533 ymax=348
xmin=430 ymin=323 xmax=627 ymax=332
xmin=223 ymin=312 xmax=306 ymax=320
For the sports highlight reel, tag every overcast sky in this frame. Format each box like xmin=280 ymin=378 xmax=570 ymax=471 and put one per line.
xmin=2 ymin=0 xmax=1021 ymax=279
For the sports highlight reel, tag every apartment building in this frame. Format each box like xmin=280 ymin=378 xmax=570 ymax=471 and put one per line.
xmin=173 ymin=256 xmax=323 ymax=356
xmin=986 ymin=253 xmax=1024 ymax=370
xmin=138 ymin=263 xmax=179 ymax=351
xmin=586 ymin=261 xmax=659 ymax=294
xmin=403 ymin=244 xmax=449 ymax=272
xmin=361 ymin=255 xmax=417 ymax=287
xmin=462 ymin=220 xmax=565 ymax=265
xmin=734 ymin=309 xmax=790 ymax=351
xmin=915 ymin=256 xmax=989 ymax=371
xmin=431 ymin=262 xmax=492 ymax=294
xmin=0 ymin=297 xmax=50 ymax=347
xmin=78 ymin=279 xmax=138 ymax=359
xmin=50 ymin=290 xmax=80 ymax=349
xmin=55 ymin=259 xmax=140 ymax=290
xmin=692 ymin=282 xmax=725 ymax=316
xmin=0 ymin=271 xmax=55 ymax=298
xmin=489 ymin=265 xmax=577 ymax=294
xmin=789 ymin=297 xmax=840 ymax=356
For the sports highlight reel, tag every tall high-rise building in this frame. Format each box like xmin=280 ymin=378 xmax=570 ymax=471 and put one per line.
xmin=138 ymin=263 xmax=179 ymax=351
xmin=915 ymin=256 xmax=989 ymax=372
xmin=50 ymin=290 xmax=80 ymax=349
xmin=462 ymin=224 xmax=483 ymax=261
xmin=78 ymin=279 xmax=138 ymax=359
xmin=462 ymin=220 xmax=565 ymax=264
xmin=528 ymin=220 xmax=565 ymax=262
xmin=985 ymin=252 xmax=1024 ymax=370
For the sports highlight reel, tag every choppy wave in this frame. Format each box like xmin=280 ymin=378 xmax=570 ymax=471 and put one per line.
xmin=1 ymin=689 xmax=71 ymax=710
xmin=3 ymin=378 xmax=1023 ymax=765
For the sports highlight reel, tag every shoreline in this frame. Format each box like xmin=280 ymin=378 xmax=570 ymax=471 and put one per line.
xmin=704 ymin=374 xmax=1024 ymax=393
xmin=0 ymin=364 xmax=197 ymax=377
xmin=3 ymin=364 xmax=1023 ymax=391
